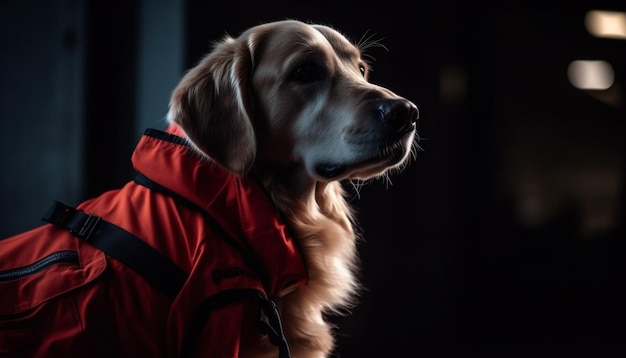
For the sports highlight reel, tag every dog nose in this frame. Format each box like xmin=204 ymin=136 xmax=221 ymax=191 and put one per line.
xmin=377 ymin=99 xmax=419 ymax=133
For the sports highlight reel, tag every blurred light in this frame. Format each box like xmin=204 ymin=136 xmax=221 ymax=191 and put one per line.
xmin=585 ymin=10 xmax=626 ymax=39
xmin=567 ymin=60 xmax=614 ymax=90
xmin=439 ymin=65 xmax=467 ymax=104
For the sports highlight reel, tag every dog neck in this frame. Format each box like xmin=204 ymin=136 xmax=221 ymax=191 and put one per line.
xmin=250 ymin=162 xmax=360 ymax=355
xmin=251 ymin=163 xmax=315 ymax=200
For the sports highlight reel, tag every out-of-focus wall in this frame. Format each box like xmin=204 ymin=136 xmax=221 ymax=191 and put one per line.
xmin=0 ymin=0 xmax=184 ymax=237
xmin=0 ymin=0 xmax=85 ymax=237
xmin=135 ymin=0 xmax=184 ymax=141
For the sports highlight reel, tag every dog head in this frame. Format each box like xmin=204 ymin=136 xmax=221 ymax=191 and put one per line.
xmin=167 ymin=19 xmax=418 ymax=183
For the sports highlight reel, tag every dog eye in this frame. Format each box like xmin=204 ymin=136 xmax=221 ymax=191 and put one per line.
xmin=290 ymin=61 xmax=326 ymax=83
xmin=359 ymin=65 xmax=366 ymax=76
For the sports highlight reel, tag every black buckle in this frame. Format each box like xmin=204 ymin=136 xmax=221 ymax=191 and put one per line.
xmin=70 ymin=214 xmax=101 ymax=240
xmin=43 ymin=200 xmax=103 ymax=241
xmin=258 ymin=299 xmax=291 ymax=358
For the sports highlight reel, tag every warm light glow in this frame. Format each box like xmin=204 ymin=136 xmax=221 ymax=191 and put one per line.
xmin=439 ymin=65 xmax=466 ymax=104
xmin=567 ymin=60 xmax=614 ymax=90
xmin=585 ymin=10 xmax=626 ymax=39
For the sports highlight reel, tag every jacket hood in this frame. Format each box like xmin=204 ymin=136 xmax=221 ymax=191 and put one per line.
xmin=130 ymin=124 xmax=308 ymax=298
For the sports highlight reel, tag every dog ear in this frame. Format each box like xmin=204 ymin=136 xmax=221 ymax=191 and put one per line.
xmin=167 ymin=36 xmax=256 ymax=174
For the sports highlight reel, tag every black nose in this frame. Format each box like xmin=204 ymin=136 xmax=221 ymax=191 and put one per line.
xmin=377 ymin=99 xmax=419 ymax=134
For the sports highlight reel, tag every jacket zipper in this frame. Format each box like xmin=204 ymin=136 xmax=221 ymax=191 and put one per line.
xmin=0 ymin=250 xmax=79 ymax=281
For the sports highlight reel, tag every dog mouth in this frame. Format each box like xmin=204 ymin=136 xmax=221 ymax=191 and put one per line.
xmin=315 ymin=126 xmax=415 ymax=179
xmin=315 ymin=163 xmax=349 ymax=178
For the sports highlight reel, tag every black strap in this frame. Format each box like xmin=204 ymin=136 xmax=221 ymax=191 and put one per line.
xmin=41 ymin=163 xmax=292 ymax=357
xmin=134 ymin=172 xmax=292 ymax=358
xmin=42 ymin=200 xmax=187 ymax=301
xmin=133 ymin=172 xmax=271 ymax=289
xmin=181 ymin=289 xmax=291 ymax=358
xmin=259 ymin=297 xmax=291 ymax=358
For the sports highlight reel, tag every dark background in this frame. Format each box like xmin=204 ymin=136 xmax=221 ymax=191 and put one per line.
xmin=1 ymin=1 xmax=625 ymax=357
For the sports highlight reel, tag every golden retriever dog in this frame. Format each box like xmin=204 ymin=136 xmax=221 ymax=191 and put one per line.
xmin=0 ymin=19 xmax=418 ymax=358
xmin=167 ymin=19 xmax=419 ymax=357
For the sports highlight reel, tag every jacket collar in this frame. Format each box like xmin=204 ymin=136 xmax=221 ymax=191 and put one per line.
xmin=131 ymin=125 xmax=308 ymax=298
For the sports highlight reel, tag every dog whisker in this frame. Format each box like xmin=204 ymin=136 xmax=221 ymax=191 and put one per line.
xmin=357 ymin=30 xmax=388 ymax=53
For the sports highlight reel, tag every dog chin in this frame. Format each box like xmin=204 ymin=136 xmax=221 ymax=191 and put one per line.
xmin=314 ymin=133 xmax=415 ymax=181
xmin=314 ymin=163 xmax=349 ymax=179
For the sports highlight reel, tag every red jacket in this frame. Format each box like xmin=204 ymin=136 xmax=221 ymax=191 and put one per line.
xmin=0 ymin=125 xmax=308 ymax=357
